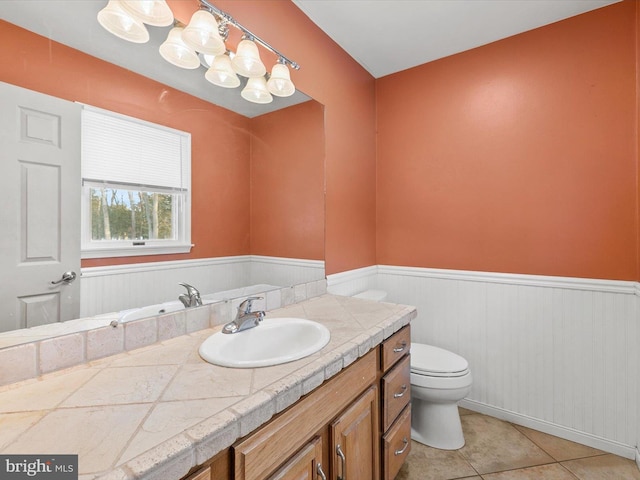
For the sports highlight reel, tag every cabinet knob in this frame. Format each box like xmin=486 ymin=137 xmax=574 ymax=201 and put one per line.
xmin=336 ymin=444 xmax=346 ymax=480
xmin=393 ymin=341 xmax=407 ymax=353
xmin=317 ymin=463 xmax=327 ymax=480
xmin=393 ymin=384 xmax=408 ymax=398
xmin=394 ymin=437 xmax=409 ymax=456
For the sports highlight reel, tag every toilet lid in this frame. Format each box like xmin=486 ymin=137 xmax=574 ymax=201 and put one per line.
xmin=411 ymin=344 xmax=469 ymax=377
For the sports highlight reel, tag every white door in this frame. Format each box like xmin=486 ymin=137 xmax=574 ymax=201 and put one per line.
xmin=0 ymin=81 xmax=81 ymax=333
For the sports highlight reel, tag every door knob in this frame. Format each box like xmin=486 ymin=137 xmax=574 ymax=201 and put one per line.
xmin=51 ymin=271 xmax=77 ymax=285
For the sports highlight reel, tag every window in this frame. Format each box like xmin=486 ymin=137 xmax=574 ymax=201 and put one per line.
xmin=81 ymin=105 xmax=191 ymax=258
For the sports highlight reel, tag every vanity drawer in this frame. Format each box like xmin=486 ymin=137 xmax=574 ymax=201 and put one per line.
xmin=383 ymin=404 xmax=411 ymax=480
xmin=381 ymin=325 xmax=410 ymax=372
xmin=382 ymin=354 xmax=411 ymax=431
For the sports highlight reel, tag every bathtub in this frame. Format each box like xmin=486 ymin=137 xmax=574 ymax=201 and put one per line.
xmin=118 ymin=284 xmax=280 ymax=323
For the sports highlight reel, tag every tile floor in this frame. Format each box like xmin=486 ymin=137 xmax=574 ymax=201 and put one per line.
xmin=397 ymin=409 xmax=640 ymax=480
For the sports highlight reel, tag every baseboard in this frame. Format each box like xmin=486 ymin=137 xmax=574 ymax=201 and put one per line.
xmin=636 ymin=447 xmax=639 ymax=470
xmin=459 ymin=399 xmax=637 ymax=460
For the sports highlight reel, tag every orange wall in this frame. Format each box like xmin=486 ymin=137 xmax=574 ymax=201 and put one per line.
xmin=199 ymin=1 xmax=378 ymax=275
xmin=249 ymin=101 xmax=325 ymax=260
xmin=376 ymin=0 xmax=638 ymax=281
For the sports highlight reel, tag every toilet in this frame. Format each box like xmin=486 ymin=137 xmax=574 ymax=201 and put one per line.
xmin=410 ymin=343 xmax=472 ymax=449
xmin=351 ymin=289 xmax=473 ymax=450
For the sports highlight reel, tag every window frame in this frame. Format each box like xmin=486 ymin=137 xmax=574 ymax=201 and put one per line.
xmin=80 ymin=105 xmax=192 ymax=259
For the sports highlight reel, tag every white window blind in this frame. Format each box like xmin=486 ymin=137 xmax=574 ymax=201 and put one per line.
xmin=80 ymin=104 xmax=192 ymax=258
xmin=81 ymin=106 xmax=190 ymax=190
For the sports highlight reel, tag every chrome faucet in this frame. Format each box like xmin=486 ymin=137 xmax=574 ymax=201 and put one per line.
xmin=178 ymin=282 xmax=202 ymax=308
xmin=222 ymin=296 xmax=265 ymax=334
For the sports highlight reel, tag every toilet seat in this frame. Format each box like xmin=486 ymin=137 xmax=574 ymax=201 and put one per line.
xmin=411 ymin=344 xmax=469 ymax=377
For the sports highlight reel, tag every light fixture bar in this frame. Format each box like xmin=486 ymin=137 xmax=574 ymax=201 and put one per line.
xmin=198 ymin=0 xmax=300 ymax=71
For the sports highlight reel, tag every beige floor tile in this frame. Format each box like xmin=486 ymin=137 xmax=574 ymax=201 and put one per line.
xmin=395 ymin=440 xmax=478 ymax=480
xmin=482 ymin=463 xmax=576 ymax=480
xmin=512 ymin=425 xmax=606 ymax=462
xmin=561 ymin=454 xmax=640 ymax=480
xmin=459 ymin=414 xmax=555 ymax=474
xmin=459 ymin=407 xmax=475 ymax=416
xmin=482 ymin=463 xmax=578 ymax=479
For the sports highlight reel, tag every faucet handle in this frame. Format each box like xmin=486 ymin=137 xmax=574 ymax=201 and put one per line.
xmin=238 ymin=296 xmax=263 ymax=314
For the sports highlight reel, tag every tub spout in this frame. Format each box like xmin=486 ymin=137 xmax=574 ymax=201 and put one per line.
xmin=178 ymin=282 xmax=202 ymax=308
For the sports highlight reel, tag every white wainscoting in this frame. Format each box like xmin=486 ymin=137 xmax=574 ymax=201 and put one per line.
xmin=81 ymin=256 xmax=325 ymax=317
xmin=328 ymin=266 xmax=639 ymax=460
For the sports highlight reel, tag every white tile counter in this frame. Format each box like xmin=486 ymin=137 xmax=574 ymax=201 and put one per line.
xmin=0 ymin=294 xmax=416 ymax=480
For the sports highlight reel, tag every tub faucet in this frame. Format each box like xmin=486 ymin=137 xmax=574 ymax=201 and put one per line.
xmin=222 ymin=297 xmax=265 ymax=334
xmin=178 ymin=282 xmax=202 ymax=308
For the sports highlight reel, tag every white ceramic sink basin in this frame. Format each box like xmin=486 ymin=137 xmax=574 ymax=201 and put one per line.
xmin=199 ymin=317 xmax=330 ymax=368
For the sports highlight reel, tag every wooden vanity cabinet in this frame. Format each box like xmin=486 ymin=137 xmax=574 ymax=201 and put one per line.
xmin=233 ymin=349 xmax=378 ymax=480
xmin=180 ymin=326 xmax=413 ymax=480
xmin=380 ymin=326 xmax=412 ymax=480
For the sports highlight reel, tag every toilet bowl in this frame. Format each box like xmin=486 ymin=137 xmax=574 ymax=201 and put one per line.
xmin=349 ymin=290 xmax=472 ymax=449
xmin=410 ymin=343 xmax=472 ymax=450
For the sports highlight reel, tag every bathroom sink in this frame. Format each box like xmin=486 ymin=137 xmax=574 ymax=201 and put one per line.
xmin=199 ymin=317 xmax=331 ymax=368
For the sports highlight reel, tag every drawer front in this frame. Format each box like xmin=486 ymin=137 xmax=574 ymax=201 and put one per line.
xmin=382 ymin=354 xmax=411 ymax=431
xmin=186 ymin=467 xmax=211 ymax=480
xmin=383 ymin=404 xmax=411 ymax=480
xmin=381 ymin=325 xmax=410 ymax=372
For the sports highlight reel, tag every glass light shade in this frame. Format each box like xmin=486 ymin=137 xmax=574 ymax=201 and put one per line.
xmin=119 ymin=0 xmax=173 ymax=26
xmin=205 ymin=55 xmax=241 ymax=88
xmin=241 ymin=77 xmax=273 ymax=104
xmin=232 ymin=39 xmax=266 ymax=77
xmin=181 ymin=10 xmax=226 ymax=55
xmin=97 ymin=0 xmax=149 ymax=43
xmin=267 ymin=63 xmax=295 ymax=97
xmin=159 ymin=27 xmax=200 ymax=69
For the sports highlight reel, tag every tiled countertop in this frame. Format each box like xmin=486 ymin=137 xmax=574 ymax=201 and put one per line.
xmin=0 ymin=294 xmax=416 ymax=480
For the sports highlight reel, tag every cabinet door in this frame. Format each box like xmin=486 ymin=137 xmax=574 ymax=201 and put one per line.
xmin=268 ymin=437 xmax=325 ymax=480
xmin=330 ymin=386 xmax=379 ymax=480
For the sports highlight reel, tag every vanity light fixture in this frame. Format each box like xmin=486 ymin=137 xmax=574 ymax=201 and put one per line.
xmin=118 ymin=0 xmax=173 ymax=27
xmin=181 ymin=9 xmax=226 ymax=56
xmin=232 ymin=36 xmax=267 ymax=78
xmin=205 ymin=53 xmax=241 ymax=88
xmin=241 ymin=76 xmax=273 ymax=104
xmin=159 ymin=26 xmax=200 ymax=69
xmin=97 ymin=0 xmax=151 ymax=43
xmin=97 ymin=0 xmax=300 ymax=104
xmin=267 ymin=58 xmax=296 ymax=97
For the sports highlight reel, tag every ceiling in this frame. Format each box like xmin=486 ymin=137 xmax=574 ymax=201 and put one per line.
xmin=292 ymin=0 xmax=620 ymax=78
xmin=0 ymin=0 xmax=621 ymax=113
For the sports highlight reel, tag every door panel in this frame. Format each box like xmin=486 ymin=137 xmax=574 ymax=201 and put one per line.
xmin=0 ymin=81 xmax=81 ymax=332
xmin=267 ymin=437 xmax=323 ymax=480
xmin=330 ymin=386 xmax=379 ymax=480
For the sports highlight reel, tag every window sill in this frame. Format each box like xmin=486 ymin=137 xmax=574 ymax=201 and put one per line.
xmin=81 ymin=244 xmax=193 ymax=259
